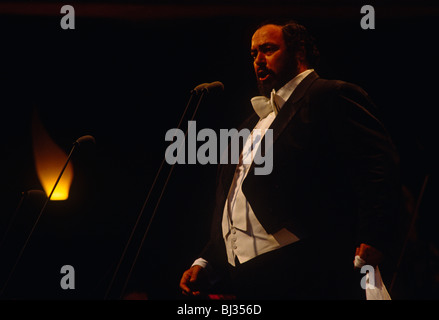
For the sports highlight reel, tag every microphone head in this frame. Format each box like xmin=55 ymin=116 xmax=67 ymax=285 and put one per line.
xmin=205 ymin=81 xmax=224 ymax=93
xmin=24 ymin=189 xmax=47 ymax=199
xmin=14 ymin=190 xmax=47 ymax=214
xmin=191 ymin=83 xmax=209 ymax=94
xmin=75 ymin=135 xmax=96 ymax=146
xmin=191 ymin=81 xmax=224 ymax=94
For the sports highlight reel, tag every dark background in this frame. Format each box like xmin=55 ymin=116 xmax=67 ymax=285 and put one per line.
xmin=0 ymin=0 xmax=438 ymax=300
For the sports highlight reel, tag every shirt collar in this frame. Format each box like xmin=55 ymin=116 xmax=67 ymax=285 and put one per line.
xmin=275 ymin=69 xmax=314 ymax=109
xmin=250 ymin=69 xmax=314 ymax=119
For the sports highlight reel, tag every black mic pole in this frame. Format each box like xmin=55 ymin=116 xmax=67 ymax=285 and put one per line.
xmin=0 ymin=135 xmax=95 ymax=297
xmin=0 ymin=192 xmax=27 ymax=251
xmin=104 ymin=87 xmax=200 ymax=300
xmin=105 ymin=82 xmax=222 ymax=299
xmin=118 ymin=88 xmax=209 ymax=299
xmin=0 ymin=190 xmax=46 ymax=251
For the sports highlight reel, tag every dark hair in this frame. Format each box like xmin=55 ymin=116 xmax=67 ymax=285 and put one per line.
xmin=257 ymin=20 xmax=320 ymax=68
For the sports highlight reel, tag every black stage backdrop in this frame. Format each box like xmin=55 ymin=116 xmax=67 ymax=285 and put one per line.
xmin=0 ymin=0 xmax=438 ymax=300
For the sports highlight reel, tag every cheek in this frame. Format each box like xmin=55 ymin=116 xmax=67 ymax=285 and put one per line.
xmin=267 ymin=53 xmax=288 ymax=74
xmin=253 ymin=62 xmax=258 ymax=73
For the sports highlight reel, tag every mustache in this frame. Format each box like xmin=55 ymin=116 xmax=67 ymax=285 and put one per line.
xmin=256 ymin=67 xmax=274 ymax=77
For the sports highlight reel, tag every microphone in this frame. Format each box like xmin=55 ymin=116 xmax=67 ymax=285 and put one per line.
xmin=191 ymin=81 xmax=224 ymax=94
xmin=0 ymin=134 xmax=96 ymax=297
xmin=47 ymin=134 xmax=95 ymax=202
xmin=205 ymin=81 xmax=224 ymax=93
xmin=75 ymin=134 xmax=96 ymax=146
xmin=105 ymin=81 xmax=224 ymax=299
xmin=191 ymin=82 xmax=209 ymax=94
xmin=0 ymin=190 xmax=46 ymax=251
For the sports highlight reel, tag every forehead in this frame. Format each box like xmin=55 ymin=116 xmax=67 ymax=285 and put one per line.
xmin=251 ymin=24 xmax=285 ymax=48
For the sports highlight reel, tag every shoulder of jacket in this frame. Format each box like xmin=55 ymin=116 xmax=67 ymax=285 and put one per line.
xmin=310 ymin=77 xmax=369 ymax=100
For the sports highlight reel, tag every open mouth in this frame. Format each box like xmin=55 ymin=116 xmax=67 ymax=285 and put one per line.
xmin=257 ymin=69 xmax=272 ymax=82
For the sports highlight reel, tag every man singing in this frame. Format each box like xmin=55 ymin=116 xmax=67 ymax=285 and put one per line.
xmin=179 ymin=21 xmax=400 ymax=299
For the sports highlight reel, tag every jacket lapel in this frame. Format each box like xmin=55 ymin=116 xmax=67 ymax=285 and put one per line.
xmin=247 ymin=71 xmax=320 ymax=174
xmin=218 ymin=113 xmax=259 ymax=201
xmin=271 ymin=71 xmax=319 ymax=144
xmin=218 ymin=71 xmax=319 ymax=200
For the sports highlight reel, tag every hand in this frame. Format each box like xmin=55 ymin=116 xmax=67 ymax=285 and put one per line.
xmin=179 ymin=265 xmax=206 ymax=296
xmin=354 ymin=243 xmax=384 ymax=268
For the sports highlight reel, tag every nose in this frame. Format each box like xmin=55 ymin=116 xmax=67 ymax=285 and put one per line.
xmin=254 ymin=51 xmax=266 ymax=67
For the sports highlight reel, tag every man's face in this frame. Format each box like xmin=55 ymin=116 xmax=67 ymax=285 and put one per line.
xmin=251 ymin=24 xmax=298 ymax=97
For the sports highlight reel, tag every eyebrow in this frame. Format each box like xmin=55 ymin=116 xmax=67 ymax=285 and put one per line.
xmin=250 ymin=42 xmax=280 ymax=55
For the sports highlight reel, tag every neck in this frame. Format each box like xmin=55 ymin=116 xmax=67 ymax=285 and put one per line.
xmin=274 ymin=65 xmax=309 ymax=92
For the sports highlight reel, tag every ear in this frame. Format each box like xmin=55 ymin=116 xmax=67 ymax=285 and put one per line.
xmin=295 ymin=41 xmax=307 ymax=64
xmin=295 ymin=41 xmax=308 ymax=69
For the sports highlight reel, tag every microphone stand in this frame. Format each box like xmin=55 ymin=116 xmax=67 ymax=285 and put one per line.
xmin=0 ymin=192 xmax=27 ymax=252
xmin=104 ymin=89 xmax=207 ymax=299
xmin=0 ymin=140 xmax=78 ymax=297
xmin=0 ymin=190 xmax=46 ymax=252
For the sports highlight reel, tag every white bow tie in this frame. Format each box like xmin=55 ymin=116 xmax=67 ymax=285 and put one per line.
xmin=250 ymin=89 xmax=284 ymax=119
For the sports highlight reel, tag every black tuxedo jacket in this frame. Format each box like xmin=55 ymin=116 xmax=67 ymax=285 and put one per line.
xmin=200 ymin=71 xmax=400 ymax=276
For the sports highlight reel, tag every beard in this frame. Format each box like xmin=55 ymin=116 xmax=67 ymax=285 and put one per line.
xmin=256 ymin=60 xmax=299 ymax=97
xmin=257 ymin=75 xmax=277 ymax=97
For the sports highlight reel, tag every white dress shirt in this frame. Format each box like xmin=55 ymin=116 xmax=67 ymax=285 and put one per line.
xmin=193 ymin=69 xmax=314 ymax=269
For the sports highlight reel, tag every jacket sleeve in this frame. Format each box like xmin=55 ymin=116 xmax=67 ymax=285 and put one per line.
xmin=196 ymin=163 xmax=230 ymax=273
xmin=328 ymin=81 xmax=401 ymax=255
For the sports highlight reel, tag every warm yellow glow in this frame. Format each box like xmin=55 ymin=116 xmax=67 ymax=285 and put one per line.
xmin=31 ymin=110 xmax=74 ymax=201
